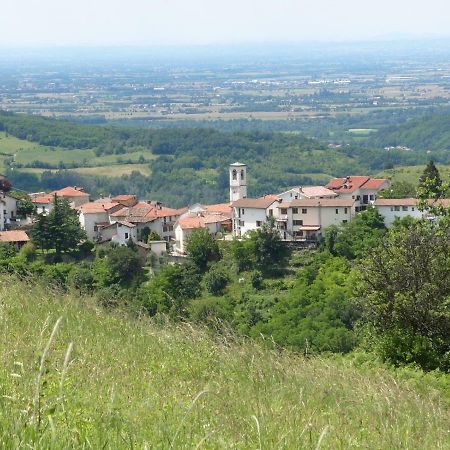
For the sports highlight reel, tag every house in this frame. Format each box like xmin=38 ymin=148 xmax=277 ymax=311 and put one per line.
xmin=278 ymin=198 xmax=356 ymax=241
xmin=231 ymin=195 xmax=281 ymax=237
xmin=110 ymin=194 xmax=138 ymax=207
xmin=174 ymin=213 xmax=231 ymax=254
xmin=0 ymin=230 xmax=29 ymax=250
xmin=53 ymin=186 xmax=90 ymax=208
xmin=277 ymin=186 xmax=338 ymax=202
xmin=326 ymin=176 xmax=390 ymax=211
xmin=112 ymin=221 xmax=138 ymax=245
xmin=77 ymin=201 xmax=123 ymax=241
xmin=0 ymin=192 xmax=18 ymax=231
xmin=374 ymin=198 xmax=450 ymax=227
xmin=108 ymin=201 xmax=181 ymax=242
xmin=31 ymin=194 xmax=54 ymax=216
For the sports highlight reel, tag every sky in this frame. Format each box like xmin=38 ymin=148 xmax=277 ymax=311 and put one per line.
xmin=1 ymin=0 xmax=450 ymax=47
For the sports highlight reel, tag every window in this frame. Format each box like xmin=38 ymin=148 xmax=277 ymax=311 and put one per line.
xmin=356 ymin=195 xmax=360 ymax=201
xmin=240 ymin=169 xmax=245 ymax=180
xmin=125 ymin=232 xmax=129 ymax=239
xmin=280 ymin=208 xmax=287 ymax=215
xmin=352 ymin=195 xmax=355 ymax=199
xmin=241 ymin=208 xmax=245 ymax=215
xmin=402 ymin=206 xmax=408 ymax=211
xmin=232 ymin=169 xmax=237 ymax=180
xmin=302 ymin=208 xmax=307 ymax=214
xmin=256 ymin=220 xmax=262 ymax=227
xmin=268 ymin=209 xmax=273 ymax=217
xmin=93 ymin=225 xmax=98 ymax=232
xmin=343 ymin=220 xmax=348 ymax=224
xmin=335 ymin=208 xmax=339 ymax=214
xmin=344 ymin=207 xmax=348 ymax=214
xmin=390 ymin=207 xmax=394 ymax=211
xmin=239 ymin=220 xmax=245 ymax=227
xmin=369 ymin=194 xmax=375 ymax=201
xmin=293 ymin=220 xmax=303 ymax=226
xmin=292 ymin=207 xmax=298 ymax=214
xmin=412 ymin=207 xmax=415 ymax=211
xmin=394 ymin=206 xmax=400 ymax=211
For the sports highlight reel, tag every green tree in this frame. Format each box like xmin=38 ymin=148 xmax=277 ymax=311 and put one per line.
xmin=16 ymin=196 xmax=36 ymax=218
xmin=418 ymin=160 xmax=442 ymax=198
xmin=147 ymin=230 xmax=161 ymax=242
xmin=247 ymin=223 xmax=288 ymax=271
xmin=378 ymin=181 xmax=416 ymax=199
xmin=324 ymin=207 xmax=386 ymax=260
xmin=204 ymin=266 xmax=229 ymax=295
xmin=185 ymin=228 xmax=220 ymax=272
xmin=31 ymin=194 xmax=86 ymax=261
xmin=357 ymin=220 xmax=450 ymax=371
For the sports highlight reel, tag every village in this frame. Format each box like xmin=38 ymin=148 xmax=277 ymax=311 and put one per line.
xmin=0 ymin=162 xmax=445 ymax=255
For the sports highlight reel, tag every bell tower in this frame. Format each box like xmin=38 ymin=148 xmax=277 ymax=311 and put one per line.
xmin=229 ymin=162 xmax=247 ymax=202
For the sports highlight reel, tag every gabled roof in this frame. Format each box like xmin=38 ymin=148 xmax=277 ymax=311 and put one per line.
xmin=32 ymin=195 xmax=54 ymax=204
xmin=117 ymin=220 xmax=137 ymax=228
xmin=279 ymin=186 xmax=338 ymax=198
xmin=374 ymin=198 xmax=418 ymax=206
xmin=281 ymin=198 xmax=356 ymax=208
xmin=0 ymin=230 xmax=29 ymax=243
xmin=177 ymin=213 xmax=230 ymax=230
xmin=326 ymin=176 xmax=389 ymax=193
xmin=205 ymin=203 xmax=232 ymax=216
xmin=78 ymin=201 xmax=119 ymax=214
xmin=232 ymin=195 xmax=279 ymax=209
xmin=53 ymin=186 xmax=89 ymax=197
xmin=111 ymin=194 xmax=136 ymax=201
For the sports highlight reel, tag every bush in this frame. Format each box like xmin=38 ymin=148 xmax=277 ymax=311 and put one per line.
xmin=250 ymin=270 xmax=264 ymax=290
xmin=204 ymin=267 xmax=229 ymax=295
xmin=18 ymin=242 xmax=37 ymax=262
xmin=69 ymin=267 xmax=95 ymax=293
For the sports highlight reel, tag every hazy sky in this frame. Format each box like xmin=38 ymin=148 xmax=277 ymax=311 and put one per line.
xmin=1 ymin=0 xmax=449 ymax=47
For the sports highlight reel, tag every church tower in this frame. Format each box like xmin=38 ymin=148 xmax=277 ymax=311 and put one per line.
xmin=229 ymin=162 xmax=247 ymax=202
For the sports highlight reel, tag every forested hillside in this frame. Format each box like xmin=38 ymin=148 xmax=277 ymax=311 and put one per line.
xmin=369 ymin=112 xmax=450 ymax=151
xmin=1 ymin=111 xmax=450 ymax=206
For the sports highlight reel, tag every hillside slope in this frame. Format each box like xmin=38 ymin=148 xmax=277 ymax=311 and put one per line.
xmin=0 ymin=277 xmax=448 ymax=449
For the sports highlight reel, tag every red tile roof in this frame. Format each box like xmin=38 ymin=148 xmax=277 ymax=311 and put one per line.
xmin=78 ymin=201 xmax=119 ymax=214
xmin=53 ymin=186 xmax=89 ymax=197
xmin=32 ymin=195 xmax=54 ymax=204
xmin=0 ymin=230 xmax=29 ymax=243
xmin=205 ymin=203 xmax=232 ymax=216
xmin=374 ymin=198 xmax=418 ymax=206
xmin=177 ymin=213 xmax=230 ymax=230
xmin=326 ymin=176 xmax=389 ymax=193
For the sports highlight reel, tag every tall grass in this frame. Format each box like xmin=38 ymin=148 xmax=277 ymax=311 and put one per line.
xmin=0 ymin=276 xmax=449 ymax=449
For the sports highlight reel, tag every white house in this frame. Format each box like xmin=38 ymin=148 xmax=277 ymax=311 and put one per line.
xmin=78 ymin=201 xmax=123 ymax=241
xmin=112 ymin=221 xmax=138 ymax=245
xmin=174 ymin=213 xmax=231 ymax=254
xmin=372 ymin=198 xmax=449 ymax=227
xmin=326 ymin=176 xmax=390 ymax=211
xmin=0 ymin=192 xmax=18 ymax=231
xmin=31 ymin=194 xmax=54 ymax=216
xmin=278 ymin=198 xmax=356 ymax=241
xmin=231 ymin=195 xmax=281 ymax=237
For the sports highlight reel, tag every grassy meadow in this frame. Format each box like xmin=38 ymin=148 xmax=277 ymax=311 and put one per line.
xmin=377 ymin=164 xmax=450 ymax=185
xmin=0 ymin=131 xmax=154 ymax=176
xmin=0 ymin=277 xmax=449 ymax=449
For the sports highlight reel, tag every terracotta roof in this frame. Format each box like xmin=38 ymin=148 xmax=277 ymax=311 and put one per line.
xmin=53 ymin=186 xmax=89 ymax=197
xmin=177 ymin=216 xmax=206 ymax=230
xmin=117 ymin=220 xmax=136 ymax=228
xmin=282 ymin=198 xmax=356 ymax=208
xmin=326 ymin=176 xmax=389 ymax=193
xmin=111 ymin=194 xmax=136 ymax=201
xmin=232 ymin=195 xmax=279 ymax=209
xmin=361 ymin=178 xmax=390 ymax=190
xmin=110 ymin=203 xmax=179 ymax=221
xmin=203 ymin=213 xmax=231 ymax=224
xmin=0 ymin=230 xmax=29 ymax=242
xmin=32 ymin=195 xmax=53 ymax=204
xmin=78 ymin=201 xmax=119 ymax=214
xmin=374 ymin=198 xmax=418 ymax=206
xmin=205 ymin=203 xmax=232 ymax=216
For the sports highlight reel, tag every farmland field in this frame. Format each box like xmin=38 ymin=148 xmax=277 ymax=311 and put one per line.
xmin=377 ymin=164 xmax=450 ymax=185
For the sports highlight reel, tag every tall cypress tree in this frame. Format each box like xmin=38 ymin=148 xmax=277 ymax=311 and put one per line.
xmin=419 ymin=160 xmax=442 ymax=197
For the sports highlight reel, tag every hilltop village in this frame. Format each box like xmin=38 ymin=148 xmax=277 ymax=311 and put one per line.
xmin=0 ymin=162 xmax=445 ymax=254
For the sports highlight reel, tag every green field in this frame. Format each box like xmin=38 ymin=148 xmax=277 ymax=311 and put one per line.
xmin=1 ymin=277 xmax=449 ymax=448
xmin=377 ymin=164 xmax=450 ymax=185
xmin=0 ymin=131 xmax=155 ymax=175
